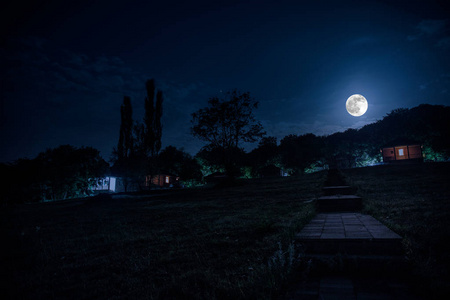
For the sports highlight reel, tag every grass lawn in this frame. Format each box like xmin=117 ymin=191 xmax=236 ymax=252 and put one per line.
xmin=1 ymin=172 xmax=325 ymax=299
xmin=2 ymin=163 xmax=449 ymax=299
xmin=341 ymin=162 xmax=450 ymax=299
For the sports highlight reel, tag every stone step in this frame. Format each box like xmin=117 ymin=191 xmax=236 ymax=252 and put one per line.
xmin=296 ymin=213 xmax=403 ymax=256
xmin=297 ymin=237 xmax=403 ymax=255
xmin=302 ymin=254 xmax=409 ymax=277
xmin=285 ymin=274 xmax=420 ymax=300
xmin=315 ymin=195 xmax=362 ymax=212
xmin=322 ymin=185 xmax=353 ymax=196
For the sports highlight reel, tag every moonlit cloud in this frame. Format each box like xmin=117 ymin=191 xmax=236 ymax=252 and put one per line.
xmin=407 ymin=19 xmax=448 ymax=41
xmin=4 ymin=37 xmax=144 ymax=98
xmin=416 ymin=19 xmax=447 ymax=35
xmin=1 ymin=37 xmax=218 ymax=161
xmin=436 ymin=36 xmax=450 ymax=49
xmin=2 ymin=1 xmax=450 ymax=163
xmin=1 ymin=38 xmax=148 ymax=161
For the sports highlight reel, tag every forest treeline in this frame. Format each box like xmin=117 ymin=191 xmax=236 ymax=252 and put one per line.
xmin=196 ymin=103 xmax=450 ymax=178
xmin=1 ymin=102 xmax=449 ymax=205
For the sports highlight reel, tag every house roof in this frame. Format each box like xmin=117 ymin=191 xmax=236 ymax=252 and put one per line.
xmin=382 ymin=139 xmax=422 ymax=148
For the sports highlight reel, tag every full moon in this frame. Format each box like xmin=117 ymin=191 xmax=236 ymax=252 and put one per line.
xmin=346 ymin=94 xmax=368 ymax=117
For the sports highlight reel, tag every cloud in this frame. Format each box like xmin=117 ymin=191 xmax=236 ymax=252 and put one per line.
xmin=2 ymin=37 xmax=143 ymax=104
xmin=1 ymin=36 xmax=221 ymax=161
xmin=416 ymin=19 xmax=447 ymax=35
xmin=0 ymin=37 xmax=155 ymax=161
xmin=417 ymin=72 xmax=450 ymax=95
xmin=407 ymin=19 xmax=448 ymax=41
xmin=436 ymin=36 xmax=450 ymax=49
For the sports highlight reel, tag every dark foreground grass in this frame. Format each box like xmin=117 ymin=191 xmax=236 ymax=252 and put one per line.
xmin=1 ymin=172 xmax=325 ymax=300
xmin=341 ymin=162 xmax=450 ymax=299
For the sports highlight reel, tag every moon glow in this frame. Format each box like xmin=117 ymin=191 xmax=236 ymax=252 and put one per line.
xmin=346 ymin=94 xmax=368 ymax=117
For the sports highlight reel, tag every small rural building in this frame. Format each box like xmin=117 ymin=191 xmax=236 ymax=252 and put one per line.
xmin=91 ymin=174 xmax=180 ymax=193
xmin=381 ymin=144 xmax=423 ymax=163
xmin=90 ymin=176 xmax=139 ymax=193
xmin=145 ymin=174 xmax=180 ymax=188
xmin=91 ymin=176 xmax=118 ymax=192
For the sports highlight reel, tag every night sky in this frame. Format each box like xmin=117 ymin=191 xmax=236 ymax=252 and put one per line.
xmin=1 ymin=0 xmax=449 ymax=163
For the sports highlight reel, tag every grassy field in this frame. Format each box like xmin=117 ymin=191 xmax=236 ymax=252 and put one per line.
xmin=1 ymin=172 xmax=325 ymax=299
xmin=2 ymin=163 xmax=449 ymax=299
xmin=341 ymin=162 xmax=450 ymax=299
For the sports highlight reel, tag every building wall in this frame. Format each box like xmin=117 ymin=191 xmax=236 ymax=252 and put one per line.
xmin=146 ymin=175 xmax=179 ymax=188
xmin=395 ymin=146 xmax=409 ymax=160
xmin=92 ymin=175 xmax=180 ymax=193
xmin=91 ymin=176 xmax=116 ymax=192
xmin=382 ymin=147 xmax=396 ymax=162
xmin=382 ymin=145 xmax=422 ymax=162
xmin=407 ymin=145 xmax=422 ymax=159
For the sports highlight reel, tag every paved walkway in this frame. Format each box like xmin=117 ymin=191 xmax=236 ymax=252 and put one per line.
xmin=287 ymin=173 xmax=420 ymax=299
xmin=286 ymin=275 xmax=422 ymax=300
xmin=297 ymin=213 xmax=401 ymax=240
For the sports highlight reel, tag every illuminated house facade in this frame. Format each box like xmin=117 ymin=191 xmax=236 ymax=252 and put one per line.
xmin=145 ymin=174 xmax=180 ymax=188
xmin=91 ymin=176 xmax=118 ymax=192
xmin=381 ymin=144 xmax=423 ymax=163
xmin=91 ymin=174 xmax=179 ymax=193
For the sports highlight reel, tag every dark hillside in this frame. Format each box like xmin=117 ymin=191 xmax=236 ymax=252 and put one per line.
xmin=2 ymin=163 xmax=449 ymax=298
xmin=1 ymin=172 xmax=325 ymax=299
xmin=322 ymin=104 xmax=450 ymax=169
xmin=342 ymin=162 xmax=450 ymax=298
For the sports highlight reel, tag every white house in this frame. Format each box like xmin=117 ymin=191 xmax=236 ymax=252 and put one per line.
xmin=91 ymin=176 xmax=117 ymax=192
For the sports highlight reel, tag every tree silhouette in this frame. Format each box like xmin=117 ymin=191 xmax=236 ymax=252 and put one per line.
xmin=191 ymin=90 xmax=265 ymax=176
xmin=154 ymin=90 xmax=164 ymax=155
xmin=2 ymin=145 xmax=108 ymax=203
xmin=117 ymin=96 xmax=133 ymax=159
xmin=279 ymin=133 xmax=324 ymax=174
xmin=143 ymin=79 xmax=164 ymax=157
xmin=247 ymin=136 xmax=279 ymax=177
xmin=113 ymin=96 xmax=134 ymax=191
xmin=112 ymin=80 xmax=165 ymax=190
xmin=158 ymin=146 xmax=202 ymax=182
xmin=144 ymin=80 xmax=155 ymax=156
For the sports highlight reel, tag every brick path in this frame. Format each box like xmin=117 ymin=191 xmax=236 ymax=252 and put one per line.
xmin=297 ymin=213 xmax=401 ymax=240
xmin=287 ymin=170 xmax=422 ymax=299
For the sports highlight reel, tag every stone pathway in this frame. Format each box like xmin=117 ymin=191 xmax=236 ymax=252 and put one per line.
xmin=298 ymin=213 xmax=401 ymax=240
xmin=287 ymin=170 xmax=422 ymax=299
xmin=286 ymin=275 xmax=422 ymax=300
xmin=296 ymin=213 xmax=402 ymax=255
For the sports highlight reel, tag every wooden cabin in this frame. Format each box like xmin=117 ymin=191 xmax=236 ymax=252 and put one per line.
xmin=381 ymin=144 xmax=423 ymax=163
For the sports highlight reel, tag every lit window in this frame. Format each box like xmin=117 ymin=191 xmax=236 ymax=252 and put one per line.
xmin=399 ymin=149 xmax=404 ymax=156
xmin=165 ymin=176 xmax=170 ymax=184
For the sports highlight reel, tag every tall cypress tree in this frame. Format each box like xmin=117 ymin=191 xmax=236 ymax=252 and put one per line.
xmin=118 ymin=96 xmax=133 ymax=159
xmin=143 ymin=79 xmax=163 ymax=157
xmin=113 ymin=81 xmax=163 ymax=190
xmin=114 ymin=96 xmax=133 ymax=192
xmin=154 ymin=90 xmax=164 ymax=155
xmin=144 ymin=79 xmax=156 ymax=156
